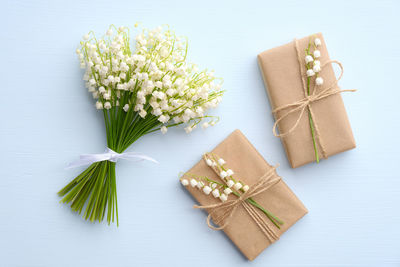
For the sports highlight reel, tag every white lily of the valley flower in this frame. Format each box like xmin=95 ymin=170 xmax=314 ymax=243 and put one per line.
xmin=160 ymin=126 xmax=168 ymax=134
xmin=243 ymin=185 xmax=249 ymax=192
xmin=190 ymin=179 xmax=197 ymax=187
xmin=95 ymin=101 xmax=103 ymax=110
xmin=314 ymin=38 xmax=321 ymax=47
xmin=227 ymin=180 xmax=234 ymax=188
xmin=104 ymin=102 xmax=111 ymax=109
xmin=139 ymin=110 xmax=147 ymax=118
xmin=196 ymin=181 xmax=204 ymax=189
xmin=313 ymin=50 xmax=321 ymax=58
xmin=212 ymin=189 xmax=220 ymax=198
xmin=220 ymin=171 xmax=227 ymax=179
xmin=181 ymin=179 xmax=189 ymax=186
xmin=219 ymin=194 xmax=228 ymax=202
xmin=306 ymin=69 xmax=315 ymax=77
xmin=305 ymin=55 xmax=314 ymax=64
xmin=201 ymin=122 xmax=209 ymax=129
xmin=224 ymin=188 xmax=232 ymax=195
xmin=316 ymin=77 xmax=324 ymax=86
xmin=184 ymin=126 xmax=193 ymax=134
xmin=234 ymin=182 xmax=243 ymax=190
xmin=226 ymin=169 xmax=234 ymax=176
xmin=206 ymin=159 xmax=213 ymax=166
xmin=103 ymin=92 xmax=111 ymax=100
xmin=203 ymin=186 xmax=212 ymax=195
xmin=123 ymin=104 xmax=129 ymax=112
xmin=218 ymin=158 xmax=226 ymax=165
xmin=313 ymin=64 xmax=321 ymax=73
xmin=158 ymin=114 xmax=169 ymax=124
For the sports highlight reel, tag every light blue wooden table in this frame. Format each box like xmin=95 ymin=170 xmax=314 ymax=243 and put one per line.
xmin=1 ymin=0 xmax=399 ymax=266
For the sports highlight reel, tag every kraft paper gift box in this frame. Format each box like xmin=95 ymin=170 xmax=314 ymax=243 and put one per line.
xmin=258 ymin=33 xmax=356 ymax=168
xmin=180 ymin=130 xmax=307 ymax=260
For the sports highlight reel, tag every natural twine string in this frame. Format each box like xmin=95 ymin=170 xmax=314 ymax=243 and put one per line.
xmin=194 ymin=153 xmax=281 ymax=242
xmin=272 ymin=38 xmax=356 ymax=158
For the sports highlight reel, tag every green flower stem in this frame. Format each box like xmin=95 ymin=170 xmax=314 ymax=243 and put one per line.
xmin=308 ymin=112 xmax=319 ymax=163
xmin=306 ymin=41 xmax=320 ymax=163
xmin=246 ymin=197 xmax=283 ymax=228
xmin=58 ymin=163 xmax=97 ymax=197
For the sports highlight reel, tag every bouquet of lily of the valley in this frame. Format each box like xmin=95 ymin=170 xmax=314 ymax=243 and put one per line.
xmin=59 ymin=24 xmax=224 ymax=225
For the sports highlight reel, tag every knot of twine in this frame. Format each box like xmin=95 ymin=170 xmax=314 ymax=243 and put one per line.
xmin=272 ymin=38 xmax=356 ymax=158
xmin=194 ymin=162 xmax=281 ymax=243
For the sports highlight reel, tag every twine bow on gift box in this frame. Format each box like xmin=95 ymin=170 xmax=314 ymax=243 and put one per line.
xmin=272 ymin=38 xmax=356 ymax=161
xmin=194 ymin=155 xmax=282 ymax=243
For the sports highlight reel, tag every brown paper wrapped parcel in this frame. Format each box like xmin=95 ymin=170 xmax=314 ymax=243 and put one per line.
xmin=258 ymin=33 xmax=356 ymax=168
xmin=180 ymin=130 xmax=307 ymax=260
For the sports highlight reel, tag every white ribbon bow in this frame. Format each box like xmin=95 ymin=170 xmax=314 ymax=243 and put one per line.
xmin=66 ymin=148 xmax=158 ymax=169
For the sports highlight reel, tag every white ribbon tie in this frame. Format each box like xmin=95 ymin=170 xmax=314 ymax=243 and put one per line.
xmin=66 ymin=148 xmax=158 ymax=169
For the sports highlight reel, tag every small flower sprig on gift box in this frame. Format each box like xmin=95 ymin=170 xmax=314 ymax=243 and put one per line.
xmin=304 ymin=37 xmax=324 ymax=163
xmin=180 ymin=154 xmax=283 ymax=228
xmin=58 ymin=24 xmax=225 ymax=225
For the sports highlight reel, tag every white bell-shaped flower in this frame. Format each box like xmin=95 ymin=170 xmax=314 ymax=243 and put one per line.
xmin=212 ymin=189 xmax=220 ymax=198
xmin=220 ymin=171 xmax=227 ymax=179
xmin=202 ymin=186 xmax=212 ymax=195
xmin=196 ymin=181 xmax=204 ymax=189
xmin=190 ymin=179 xmax=197 ymax=187
xmin=313 ymin=64 xmax=321 ymax=73
xmin=123 ymin=104 xmax=129 ymax=112
xmin=306 ymin=69 xmax=315 ymax=77
xmin=224 ymin=188 xmax=232 ymax=195
xmin=218 ymin=158 xmax=226 ymax=165
xmin=234 ymin=182 xmax=243 ymax=191
xmin=95 ymin=101 xmax=103 ymax=110
xmin=219 ymin=194 xmax=228 ymax=202
xmin=316 ymin=77 xmax=324 ymax=86
xmin=305 ymin=55 xmax=314 ymax=64
xmin=104 ymin=102 xmax=111 ymax=110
